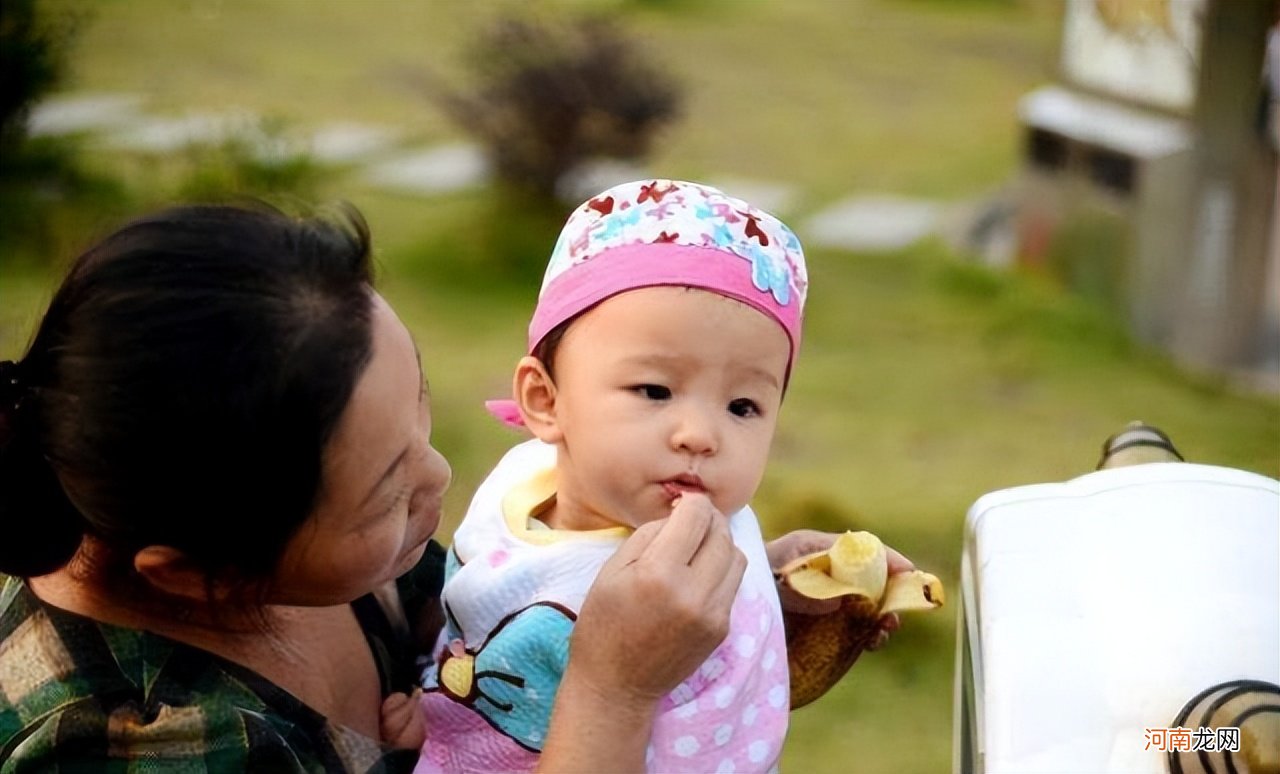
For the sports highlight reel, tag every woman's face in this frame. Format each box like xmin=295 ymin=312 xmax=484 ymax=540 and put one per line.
xmin=271 ymin=293 xmax=451 ymax=605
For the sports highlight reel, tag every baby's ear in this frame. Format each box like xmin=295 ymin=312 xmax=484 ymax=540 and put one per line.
xmin=513 ymin=356 xmax=563 ymax=444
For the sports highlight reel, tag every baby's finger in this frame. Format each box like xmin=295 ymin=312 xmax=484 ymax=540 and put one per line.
xmin=382 ymin=688 xmax=421 ymax=722
xmin=381 ymin=692 xmax=410 ymax=715
xmin=765 ymin=529 xmax=837 ymax=570
xmin=380 ymin=688 xmax=426 ymax=750
xmin=885 ymin=545 xmax=915 ymax=575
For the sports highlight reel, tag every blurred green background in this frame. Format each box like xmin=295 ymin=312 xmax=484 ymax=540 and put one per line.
xmin=1 ymin=1 xmax=1277 ymax=771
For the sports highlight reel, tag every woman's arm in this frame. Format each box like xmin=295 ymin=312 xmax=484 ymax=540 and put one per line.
xmin=539 ymin=494 xmax=746 ymax=773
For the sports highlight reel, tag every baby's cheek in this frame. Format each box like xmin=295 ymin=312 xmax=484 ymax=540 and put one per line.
xmin=627 ymin=502 xmax=669 ymax=528
xmin=729 ymin=454 xmax=772 ymax=509
xmin=710 ymin=494 xmax=738 ymax=520
xmin=712 ymin=480 xmax=757 ymax=520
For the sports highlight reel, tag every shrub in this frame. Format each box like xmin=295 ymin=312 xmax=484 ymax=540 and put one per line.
xmin=425 ymin=14 xmax=681 ymax=201
xmin=0 ymin=0 xmax=116 ymax=267
xmin=0 ymin=0 xmax=80 ymax=158
xmin=174 ymin=121 xmax=327 ymax=204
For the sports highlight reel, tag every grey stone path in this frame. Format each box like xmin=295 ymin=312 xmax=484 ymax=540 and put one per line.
xmin=362 ymin=143 xmax=488 ymax=195
xmin=23 ymin=92 xmax=1279 ymax=396
xmin=26 ymin=93 xmax=145 ymax=137
xmin=25 ymin=91 xmax=965 ymax=253
xmin=102 ymin=111 xmax=257 ymax=153
xmin=307 ymin=123 xmax=401 ymax=164
xmin=802 ymin=195 xmax=941 ymax=253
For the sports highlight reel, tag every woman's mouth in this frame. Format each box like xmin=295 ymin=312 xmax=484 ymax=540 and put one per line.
xmin=408 ymin=501 xmax=444 ymax=550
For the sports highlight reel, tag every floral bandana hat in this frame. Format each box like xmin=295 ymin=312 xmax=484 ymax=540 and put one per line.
xmin=487 ymin=178 xmax=809 ymax=427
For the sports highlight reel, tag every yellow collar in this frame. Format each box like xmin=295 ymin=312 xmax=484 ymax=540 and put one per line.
xmin=500 ymin=467 xmax=632 ymax=545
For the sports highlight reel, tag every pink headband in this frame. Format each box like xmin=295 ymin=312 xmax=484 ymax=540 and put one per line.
xmin=487 ymin=179 xmax=809 ymax=428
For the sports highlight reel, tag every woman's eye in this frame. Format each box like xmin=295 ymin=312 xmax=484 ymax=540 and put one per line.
xmin=634 ymin=384 xmax=671 ymax=401
xmin=380 ymin=485 xmax=412 ymax=518
xmin=728 ymin=398 xmax=760 ymax=418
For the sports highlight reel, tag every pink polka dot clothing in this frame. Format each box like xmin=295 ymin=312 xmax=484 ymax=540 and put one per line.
xmin=415 ymin=440 xmax=789 ymax=773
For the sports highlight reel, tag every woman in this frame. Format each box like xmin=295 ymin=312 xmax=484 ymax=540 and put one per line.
xmin=0 ymin=204 xmax=899 ymax=771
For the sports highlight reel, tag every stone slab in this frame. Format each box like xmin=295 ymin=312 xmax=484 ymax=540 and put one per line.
xmin=26 ymin=93 xmax=146 ymax=137
xmin=802 ymin=195 xmax=942 ymax=252
xmin=100 ymin=110 xmax=258 ymax=153
xmin=361 ymin=143 xmax=489 ymax=195
xmin=307 ymin=123 xmax=401 ymax=164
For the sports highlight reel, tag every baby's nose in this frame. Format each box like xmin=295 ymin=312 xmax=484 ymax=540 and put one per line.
xmin=670 ymin=410 xmax=718 ymax=455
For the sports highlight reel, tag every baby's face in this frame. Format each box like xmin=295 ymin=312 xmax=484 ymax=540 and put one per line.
xmin=546 ymin=287 xmax=790 ymax=531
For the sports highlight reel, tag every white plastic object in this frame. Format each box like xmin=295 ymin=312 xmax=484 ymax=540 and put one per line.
xmin=954 ymin=462 xmax=1280 ymax=773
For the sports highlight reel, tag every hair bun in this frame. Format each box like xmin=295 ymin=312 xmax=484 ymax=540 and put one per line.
xmin=0 ymin=360 xmax=24 ymax=414
xmin=0 ymin=385 xmax=85 ymax=577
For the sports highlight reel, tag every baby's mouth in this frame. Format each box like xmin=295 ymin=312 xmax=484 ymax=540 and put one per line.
xmin=660 ymin=473 xmax=707 ymax=500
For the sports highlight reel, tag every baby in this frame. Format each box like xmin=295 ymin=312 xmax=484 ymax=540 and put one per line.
xmin=415 ymin=179 xmax=808 ymax=772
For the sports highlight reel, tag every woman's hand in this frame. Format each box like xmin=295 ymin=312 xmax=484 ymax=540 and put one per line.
xmin=539 ymin=493 xmax=746 ymax=772
xmin=575 ymin=491 xmax=746 ymax=702
xmin=767 ymin=529 xmax=913 ymax=650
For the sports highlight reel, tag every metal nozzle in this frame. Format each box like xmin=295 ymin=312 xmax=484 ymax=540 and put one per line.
xmin=1096 ymin=421 xmax=1184 ymax=470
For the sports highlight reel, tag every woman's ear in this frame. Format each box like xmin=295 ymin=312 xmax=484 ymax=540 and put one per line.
xmin=514 ymin=356 xmax=563 ymax=444
xmin=133 ymin=545 xmax=211 ymax=603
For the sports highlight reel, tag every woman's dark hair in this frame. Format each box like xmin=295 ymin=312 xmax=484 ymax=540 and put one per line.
xmin=0 ymin=203 xmax=376 ymax=591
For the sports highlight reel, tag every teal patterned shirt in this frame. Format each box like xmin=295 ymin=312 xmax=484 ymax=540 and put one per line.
xmin=0 ymin=543 xmax=444 ymax=773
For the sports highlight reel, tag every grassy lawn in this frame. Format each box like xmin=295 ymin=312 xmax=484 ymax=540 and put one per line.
xmin=44 ymin=0 xmax=1060 ymax=203
xmin=4 ymin=1 xmax=1277 ymax=771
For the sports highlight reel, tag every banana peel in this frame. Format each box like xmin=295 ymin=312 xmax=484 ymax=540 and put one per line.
xmin=779 ymin=531 xmax=944 ymax=708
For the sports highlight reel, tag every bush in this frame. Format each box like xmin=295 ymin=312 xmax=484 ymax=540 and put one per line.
xmin=174 ymin=121 xmax=328 ymax=204
xmin=0 ymin=0 xmax=80 ymax=157
xmin=0 ymin=0 xmax=113 ymax=267
xmin=425 ymin=14 xmax=681 ymax=201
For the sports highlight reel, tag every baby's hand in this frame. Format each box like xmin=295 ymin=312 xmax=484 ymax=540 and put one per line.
xmin=379 ymin=688 xmax=426 ymax=750
xmin=767 ymin=529 xmax=913 ymax=650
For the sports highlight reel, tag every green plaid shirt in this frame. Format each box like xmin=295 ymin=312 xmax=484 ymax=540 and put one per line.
xmin=0 ymin=543 xmax=444 ymax=773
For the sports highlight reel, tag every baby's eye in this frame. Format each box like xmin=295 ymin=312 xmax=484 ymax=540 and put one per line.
xmin=633 ymin=384 xmax=672 ymax=401
xmin=728 ymin=398 xmax=760 ymax=418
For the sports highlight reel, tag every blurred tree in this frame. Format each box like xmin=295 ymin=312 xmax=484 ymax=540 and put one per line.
xmin=0 ymin=0 xmax=78 ymax=159
xmin=424 ymin=14 xmax=681 ymax=202
xmin=0 ymin=0 xmax=120 ymax=268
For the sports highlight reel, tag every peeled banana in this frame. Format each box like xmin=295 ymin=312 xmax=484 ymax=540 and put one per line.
xmin=779 ymin=531 xmax=944 ymax=708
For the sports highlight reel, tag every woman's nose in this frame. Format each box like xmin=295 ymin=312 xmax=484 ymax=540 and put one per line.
xmin=425 ymin=444 xmax=452 ymax=493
